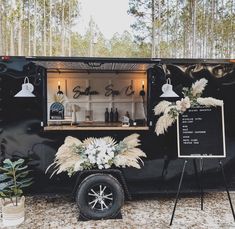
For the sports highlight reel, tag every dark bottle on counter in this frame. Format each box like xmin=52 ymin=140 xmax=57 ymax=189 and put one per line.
xmin=114 ymin=108 xmax=119 ymax=122
xmin=110 ymin=108 xmax=114 ymax=122
xmin=105 ymin=108 xmax=109 ymax=122
xmin=125 ymin=111 xmax=130 ymax=119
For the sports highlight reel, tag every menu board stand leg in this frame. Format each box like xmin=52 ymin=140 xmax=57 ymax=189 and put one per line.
xmin=193 ymin=158 xmax=204 ymax=210
xmin=219 ymin=160 xmax=235 ymax=221
xmin=170 ymin=160 xmax=188 ymax=226
xmin=193 ymin=159 xmax=199 ymax=189
xmin=199 ymin=158 xmax=204 ymax=210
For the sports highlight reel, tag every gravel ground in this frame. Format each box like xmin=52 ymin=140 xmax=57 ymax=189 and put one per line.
xmin=1 ymin=192 xmax=235 ymax=229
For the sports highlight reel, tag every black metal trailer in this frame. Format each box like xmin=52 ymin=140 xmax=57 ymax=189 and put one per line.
xmin=0 ymin=56 xmax=235 ymax=219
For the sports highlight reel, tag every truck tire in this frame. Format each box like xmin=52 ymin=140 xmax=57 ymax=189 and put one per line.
xmin=75 ymin=173 xmax=124 ymax=220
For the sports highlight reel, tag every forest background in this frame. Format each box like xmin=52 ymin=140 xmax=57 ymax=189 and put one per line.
xmin=0 ymin=0 xmax=234 ymax=58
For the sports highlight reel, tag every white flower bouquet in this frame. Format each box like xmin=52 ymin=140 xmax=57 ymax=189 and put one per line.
xmin=154 ymin=78 xmax=223 ymax=135
xmin=46 ymin=134 xmax=146 ymax=177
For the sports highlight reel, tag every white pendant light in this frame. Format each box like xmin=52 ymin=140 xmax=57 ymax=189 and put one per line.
xmin=14 ymin=77 xmax=35 ymax=97
xmin=160 ymin=78 xmax=179 ymax=98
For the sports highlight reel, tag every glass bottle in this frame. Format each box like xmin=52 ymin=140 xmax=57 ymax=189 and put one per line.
xmin=110 ymin=108 xmax=114 ymax=122
xmin=125 ymin=111 xmax=130 ymax=119
xmin=114 ymin=108 xmax=119 ymax=122
xmin=105 ymin=108 xmax=109 ymax=122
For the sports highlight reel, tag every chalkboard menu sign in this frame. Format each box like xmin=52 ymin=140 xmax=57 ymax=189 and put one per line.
xmin=177 ymin=106 xmax=226 ymax=158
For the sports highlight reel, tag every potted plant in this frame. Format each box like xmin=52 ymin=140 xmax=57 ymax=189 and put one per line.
xmin=0 ymin=158 xmax=33 ymax=227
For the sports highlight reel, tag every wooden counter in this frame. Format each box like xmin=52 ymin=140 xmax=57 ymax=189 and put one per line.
xmin=44 ymin=122 xmax=149 ymax=131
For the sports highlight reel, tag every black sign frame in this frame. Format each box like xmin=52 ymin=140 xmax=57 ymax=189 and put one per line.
xmin=177 ymin=105 xmax=226 ymax=158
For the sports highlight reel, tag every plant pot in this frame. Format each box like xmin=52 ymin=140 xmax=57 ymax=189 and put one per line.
xmin=1 ymin=196 xmax=25 ymax=227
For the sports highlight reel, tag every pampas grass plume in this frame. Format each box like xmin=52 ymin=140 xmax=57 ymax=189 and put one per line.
xmin=155 ymin=114 xmax=175 ymax=135
xmin=123 ymin=133 xmax=140 ymax=148
xmin=154 ymin=101 xmax=171 ymax=115
xmin=197 ymin=97 xmax=223 ymax=107
xmin=191 ymin=78 xmax=208 ymax=96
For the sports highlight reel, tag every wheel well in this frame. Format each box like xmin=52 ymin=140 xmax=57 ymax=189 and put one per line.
xmin=72 ymin=169 xmax=132 ymax=200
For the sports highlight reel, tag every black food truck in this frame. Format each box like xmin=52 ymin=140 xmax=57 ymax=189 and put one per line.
xmin=0 ymin=56 xmax=235 ymax=219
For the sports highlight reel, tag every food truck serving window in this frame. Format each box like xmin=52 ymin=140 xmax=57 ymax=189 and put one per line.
xmin=34 ymin=58 xmax=156 ymax=131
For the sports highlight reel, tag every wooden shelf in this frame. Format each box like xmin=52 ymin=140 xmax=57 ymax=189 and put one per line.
xmin=44 ymin=122 xmax=149 ymax=131
xmin=48 ymin=118 xmax=72 ymax=126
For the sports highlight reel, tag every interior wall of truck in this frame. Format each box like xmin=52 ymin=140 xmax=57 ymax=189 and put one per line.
xmin=0 ymin=56 xmax=235 ymax=195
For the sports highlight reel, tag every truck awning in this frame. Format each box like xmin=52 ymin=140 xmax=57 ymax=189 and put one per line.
xmin=28 ymin=57 xmax=160 ymax=73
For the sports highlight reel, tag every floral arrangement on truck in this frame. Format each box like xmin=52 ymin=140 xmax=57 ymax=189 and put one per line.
xmin=47 ymin=133 xmax=146 ymax=177
xmin=154 ymin=78 xmax=223 ymax=135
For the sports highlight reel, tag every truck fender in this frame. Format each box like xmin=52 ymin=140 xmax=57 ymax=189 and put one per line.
xmin=72 ymin=169 xmax=132 ymax=200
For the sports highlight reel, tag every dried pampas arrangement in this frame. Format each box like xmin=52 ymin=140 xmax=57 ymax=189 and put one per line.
xmin=46 ymin=134 xmax=146 ymax=177
xmin=154 ymin=78 xmax=223 ymax=136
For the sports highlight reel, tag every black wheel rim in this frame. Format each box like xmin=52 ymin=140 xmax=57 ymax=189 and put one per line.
xmin=87 ymin=184 xmax=114 ymax=211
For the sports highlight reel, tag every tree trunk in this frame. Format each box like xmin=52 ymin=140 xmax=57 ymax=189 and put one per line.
xmin=204 ymin=0 xmax=209 ymax=58
xmin=33 ymin=0 xmax=37 ymax=56
xmin=157 ymin=0 xmax=161 ymax=57
xmin=10 ymin=2 xmax=15 ymax=55
xmin=0 ymin=0 xmax=3 ymax=55
xmin=166 ymin=0 xmax=168 ymax=44
xmin=10 ymin=23 xmax=15 ymax=55
xmin=231 ymin=0 xmax=234 ymax=58
xmin=214 ymin=0 xmax=218 ymax=58
xmin=61 ymin=0 xmax=65 ymax=56
xmin=18 ymin=0 xmax=23 ymax=55
xmin=191 ymin=0 xmax=196 ymax=58
xmin=175 ymin=0 xmax=179 ymax=58
xmin=3 ymin=6 xmax=8 ymax=55
xmin=199 ymin=1 xmax=204 ymax=58
xmin=220 ymin=0 xmax=224 ymax=58
xmin=49 ymin=0 xmax=52 ymax=56
xmin=89 ymin=18 xmax=93 ymax=57
xmin=43 ymin=0 xmax=46 ymax=55
xmin=68 ymin=0 xmax=71 ymax=56
xmin=28 ymin=0 xmax=31 ymax=56
xmin=151 ymin=0 xmax=156 ymax=58
xmin=210 ymin=0 xmax=215 ymax=58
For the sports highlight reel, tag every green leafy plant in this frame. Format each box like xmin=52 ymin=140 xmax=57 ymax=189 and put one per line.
xmin=0 ymin=159 xmax=33 ymax=206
